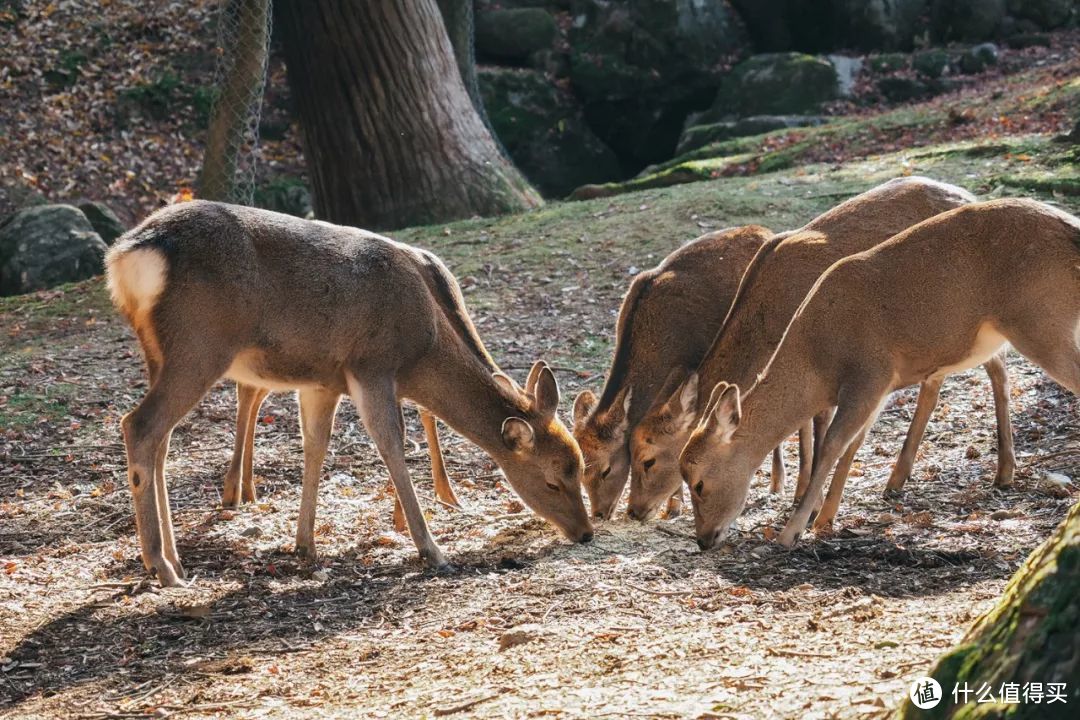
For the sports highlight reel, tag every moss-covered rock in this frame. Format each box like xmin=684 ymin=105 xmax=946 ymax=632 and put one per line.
xmin=832 ymin=0 xmax=929 ymax=51
xmin=958 ymin=43 xmax=999 ymax=74
xmin=0 ymin=205 xmax=106 ymax=297
xmin=568 ymin=0 xmax=748 ymax=171
xmin=676 ymin=115 xmax=826 ymax=155
xmin=730 ymin=0 xmax=929 ymax=52
xmin=1007 ymin=0 xmax=1074 ymax=30
xmin=480 ymin=67 xmax=620 ymax=197
xmin=475 ymin=8 xmax=558 ymax=63
xmin=869 ymin=52 xmax=911 ymax=73
xmin=930 ymin=0 xmax=1006 ymax=42
xmin=76 ymin=201 xmax=126 ymax=245
xmin=709 ymin=53 xmax=839 ymax=119
xmin=914 ymin=48 xmax=950 ymax=78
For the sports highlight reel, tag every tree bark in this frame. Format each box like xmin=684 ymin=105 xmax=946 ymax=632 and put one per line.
xmin=896 ymin=500 xmax=1079 ymax=719
xmin=278 ymin=0 xmax=541 ymax=230
xmin=199 ymin=0 xmax=270 ymax=202
xmin=435 ymin=0 xmax=482 ymax=115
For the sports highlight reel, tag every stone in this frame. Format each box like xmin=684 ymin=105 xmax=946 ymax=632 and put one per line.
xmin=0 ymin=205 xmax=106 ymax=297
xmin=480 ymin=67 xmax=620 ymax=197
xmin=676 ymin=115 xmax=828 ymax=155
xmin=868 ymin=53 xmax=910 ymax=74
xmin=828 ymin=55 xmax=863 ymax=97
xmin=958 ymin=43 xmax=999 ymax=74
xmin=930 ymin=0 xmax=1006 ymax=42
xmin=475 ymin=8 xmax=557 ymax=63
xmin=1007 ymin=0 xmax=1074 ymax=30
xmin=878 ymin=76 xmax=934 ymax=102
xmin=913 ymin=48 xmax=949 ymax=78
xmin=710 ymin=53 xmax=839 ymax=119
xmin=499 ymin=624 xmax=545 ymax=651
xmin=76 ymin=201 xmax=126 ymax=245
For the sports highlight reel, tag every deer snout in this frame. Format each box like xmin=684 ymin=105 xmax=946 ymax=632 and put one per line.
xmin=696 ymin=527 xmax=722 ymax=551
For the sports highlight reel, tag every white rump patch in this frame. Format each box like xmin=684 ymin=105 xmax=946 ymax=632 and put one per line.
xmin=107 ymin=247 xmax=167 ymax=314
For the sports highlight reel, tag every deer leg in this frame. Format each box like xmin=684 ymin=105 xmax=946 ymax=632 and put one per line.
xmin=348 ymin=374 xmax=449 ymax=569
xmin=794 ymin=420 xmax=815 ymax=502
xmin=421 ymin=409 xmax=460 ymax=508
xmin=241 ymin=387 xmax=270 ymax=502
xmin=885 ymin=377 xmax=942 ymax=493
xmin=294 ymin=388 xmax=340 ymax=559
xmin=665 ymin=485 xmax=684 ymax=519
xmin=120 ymin=360 xmax=225 ymax=586
xmin=984 ymin=355 xmax=1015 ymax=487
xmin=778 ymin=381 xmax=889 ymax=548
xmin=813 ymin=423 xmax=870 ymax=531
xmin=769 ymin=445 xmax=786 ymax=494
xmin=223 ymin=384 xmax=263 ymax=507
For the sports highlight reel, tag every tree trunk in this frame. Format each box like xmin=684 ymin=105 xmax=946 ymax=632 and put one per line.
xmin=896 ymin=500 xmax=1079 ymax=719
xmin=278 ymin=0 xmax=541 ymax=230
xmin=199 ymin=0 xmax=270 ymax=203
xmin=435 ymin=0 xmax=483 ymax=115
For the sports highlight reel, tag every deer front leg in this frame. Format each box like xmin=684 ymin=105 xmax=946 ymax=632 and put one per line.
xmin=349 ymin=374 xmax=449 ymax=570
xmin=984 ymin=355 xmax=1015 ymax=487
xmin=223 ymin=383 xmax=266 ymax=507
xmin=294 ymin=388 xmax=340 ymax=559
xmin=885 ymin=377 xmax=942 ymax=493
xmin=813 ymin=423 xmax=870 ymax=531
xmin=421 ymin=409 xmax=460 ymax=508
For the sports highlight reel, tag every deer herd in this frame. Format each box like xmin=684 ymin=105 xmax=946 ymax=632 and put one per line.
xmin=105 ymin=177 xmax=1080 ymax=586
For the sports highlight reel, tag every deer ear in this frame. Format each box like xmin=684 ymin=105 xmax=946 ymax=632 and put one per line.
xmin=670 ymin=372 xmax=700 ymax=432
xmin=573 ymin=389 xmax=596 ymax=425
xmin=606 ymin=385 xmax=632 ymax=424
xmin=492 ymin=371 xmax=520 ymax=395
xmin=501 ymin=417 xmax=535 ymax=452
xmin=702 ymin=383 xmax=741 ymax=443
xmin=524 ymin=360 xmax=547 ymax=396
xmin=533 ymin=366 xmax=560 ymax=420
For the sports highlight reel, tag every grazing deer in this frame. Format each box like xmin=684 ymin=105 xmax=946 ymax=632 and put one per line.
xmin=681 ymin=198 xmax=1080 ymax=550
xmin=571 ymin=226 xmax=775 ymax=521
xmin=221 ymin=384 xmax=459 ymax=534
xmin=628 ymin=177 xmax=1016 ymax=522
xmin=106 ymin=201 xmax=592 ymax=586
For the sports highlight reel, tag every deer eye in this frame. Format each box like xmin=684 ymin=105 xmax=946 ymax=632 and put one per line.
xmin=642 ymin=458 xmax=656 ymax=471
xmin=546 ymin=481 xmax=560 ymax=492
xmin=693 ymin=481 xmax=704 ymax=497
xmin=600 ymin=466 xmax=611 ymax=479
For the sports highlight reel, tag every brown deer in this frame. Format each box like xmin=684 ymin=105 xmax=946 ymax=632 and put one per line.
xmin=106 ymin=201 xmax=592 ymax=586
xmin=571 ymin=226 xmax=783 ymax=521
xmin=221 ymin=384 xmax=459 ymax=534
xmin=628 ymin=177 xmax=1015 ymax=522
xmin=681 ymin=198 xmax=1080 ymax=549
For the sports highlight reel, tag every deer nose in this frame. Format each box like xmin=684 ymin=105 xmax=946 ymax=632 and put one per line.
xmin=626 ymin=506 xmax=642 ymax=521
xmin=697 ymin=529 xmax=719 ymax=551
xmin=593 ymin=510 xmax=606 ymax=521
xmin=579 ymin=530 xmax=594 ymax=544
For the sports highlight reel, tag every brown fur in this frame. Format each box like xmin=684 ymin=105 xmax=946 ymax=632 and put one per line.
xmin=572 ymin=226 xmax=772 ymax=519
xmin=630 ymin=177 xmax=1015 ymax=518
xmin=107 ymin=201 xmax=591 ymax=586
xmin=682 ymin=198 xmax=1080 ymax=549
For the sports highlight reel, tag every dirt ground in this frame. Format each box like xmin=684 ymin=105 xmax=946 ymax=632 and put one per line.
xmin=2 ymin=160 xmax=1080 ymax=719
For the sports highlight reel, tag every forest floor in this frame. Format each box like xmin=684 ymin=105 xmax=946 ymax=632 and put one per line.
xmin=3 ymin=8 xmax=1080 ymax=719
xmin=2 ymin=144 xmax=1079 ymax=719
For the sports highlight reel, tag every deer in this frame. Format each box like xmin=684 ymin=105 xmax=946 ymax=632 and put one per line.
xmin=221 ymin=383 xmax=459 ymax=534
xmin=106 ymin=200 xmax=593 ymax=586
xmin=681 ymin=197 xmax=1080 ymax=550
xmin=571 ymin=225 xmax=787 ymax=522
xmin=628 ymin=177 xmax=1015 ymax=524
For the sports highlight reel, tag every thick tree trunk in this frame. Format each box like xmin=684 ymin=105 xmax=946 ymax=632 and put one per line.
xmin=278 ymin=0 xmax=541 ymax=230
xmin=435 ymin=0 xmax=483 ymax=115
xmin=896 ymin=501 xmax=1079 ymax=719
xmin=199 ymin=0 xmax=269 ymax=202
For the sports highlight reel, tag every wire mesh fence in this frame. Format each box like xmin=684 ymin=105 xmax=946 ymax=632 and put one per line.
xmin=199 ymin=0 xmax=272 ymax=205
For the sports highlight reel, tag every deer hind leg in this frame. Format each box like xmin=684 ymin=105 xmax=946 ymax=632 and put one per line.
xmin=222 ymin=384 xmax=267 ymax=507
xmin=778 ymin=377 xmax=891 ymax=548
xmin=983 ymin=354 xmax=1015 ymax=487
xmin=121 ymin=360 xmax=226 ymax=586
xmin=813 ymin=423 xmax=870 ymax=531
xmin=348 ymin=373 xmax=449 ymax=569
xmin=793 ymin=420 xmax=815 ymax=502
xmin=769 ymin=445 xmax=786 ymax=494
xmin=294 ymin=388 xmax=340 ymax=559
xmin=885 ymin=377 xmax=943 ymax=493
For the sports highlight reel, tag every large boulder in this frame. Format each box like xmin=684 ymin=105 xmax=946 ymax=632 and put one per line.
xmin=676 ymin=115 xmax=827 ymax=155
xmin=0 ymin=205 xmax=107 ymax=296
xmin=831 ymin=0 xmax=929 ymax=51
xmin=480 ymin=67 xmax=621 ymax=197
xmin=568 ymin=0 xmax=748 ymax=171
xmin=475 ymin=8 xmax=558 ymax=63
xmin=930 ymin=0 xmax=1006 ymax=42
xmin=706 ymin=53 xmax=838 ymax=120
xmin=1007 ymin=0 xmax=1074 ymax=30
xmin=76 ymin=201 xmax=126 ymax=245
xmin=729 ymin=0 xmax=928 ymax=52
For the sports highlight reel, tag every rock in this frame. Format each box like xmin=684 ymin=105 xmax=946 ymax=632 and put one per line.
xmin=254 ymin=177 xmax=313 ymax=218
xmin=730 ymin=0 xmax=929 ymax=52
xmin=958 ymin=43 xmax=999 ymax=74
xmin=827 ymin=55 xmax=863 ymax=97
xmin=709 ymin=53 xmax=839 ymax=119
xmin=76 ymin=201 xmax=126 ymax=245
xmin=868 ymin=53 xmax=909 ymax=73
xmin=480 ymin=67 xmax=620 ymax=197
xmin=1004 ymin=32 xmax=1051 ymax=49
xmin=311 ymin=569 xmax=330 ymax=582
xmin=930 ymin=0 xmax=1006 ymax=42
xmin=475 ymin=8 xmax=558 ymax=63
xmin=569 ymin=0 xmax=748 ymax=170
xmin=676 ymin=115 xmax=827 ymax=155
xmin=1007 ymin=0 xmax=1074 ymax=30
xmin=913 ymin=48 xmax=949 ymax=78
xmin=830 ymin=0 xmax=929 ymax=51
xmin=878 ymin=76 xmax=934 ymax=102
xmin=240 ymin=526 xmax=263 ymax=539
xmin=0 ymin=205 xmax=106 ymax=297
xmin=990 ymin=509 xmax=1021 ymax=521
